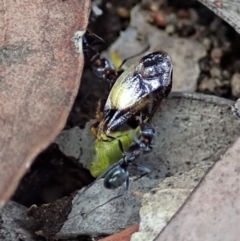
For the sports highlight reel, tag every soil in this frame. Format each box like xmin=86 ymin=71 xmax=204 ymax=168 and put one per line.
xmin=11 ymin=0 xmax=240 ymax=240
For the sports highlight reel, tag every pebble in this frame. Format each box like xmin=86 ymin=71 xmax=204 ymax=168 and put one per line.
xmin=232 ymin=98 xmax=240 ymax=118
xmin=210 ymin=66 xmax=221 ymax=78
xmin=222 ymin=70 xmax=230 ymax=79
xmin=198 ymin=77 xmax=216 ymax=92
xmin=189 ymin=8 xmax=199 ymax=23
xmin=143 ymin=2 xmax=158 ymax=12
xmin=165 ymin=24 xmax=175 ymax=35
xmin=152 ymin=11 xmax=168 ymax=27
xmin=231 ymin=73 xmax=240 ymax=98
xmin=177 ymin=9 xmax=191 ymax=19
xmin=202 ymin=38 xmax=211 ymax=50
xmin=116 ymin=7 xmax=130 ymax=19
xmin=166 ymin=13 xmax=177 ymax=24
xmin=210 ymin=48 xmax=222 ymax=64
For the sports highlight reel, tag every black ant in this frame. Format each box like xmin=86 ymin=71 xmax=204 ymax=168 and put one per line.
xmin=79 ymin=123 xmax=155 ymax=217
xmin=83 ymin=30 xmax=122 ymax=89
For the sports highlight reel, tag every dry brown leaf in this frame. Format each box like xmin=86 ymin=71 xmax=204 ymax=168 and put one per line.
xmin=99 ymin=225 xmax=139 ymax=241
xmin=0 ymin=0 xmax=90 ymax=207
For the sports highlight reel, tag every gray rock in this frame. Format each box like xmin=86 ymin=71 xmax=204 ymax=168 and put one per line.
xmin=56 ymin=92 xmax=240 ymax=239
xmin=0 ymin=201 xmax=36 ymax=241
xmin=55 ymin=126 xmax=83 ymax=159
xmin=131 ymin=161 xmax=211 ymax=241
xmin=54 ymin=123 xmax=95 ymax=170
xmin=232 ymin=98 xmax=240 ymax=118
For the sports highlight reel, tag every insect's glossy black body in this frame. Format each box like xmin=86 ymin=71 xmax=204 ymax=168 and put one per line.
xmin=102 ymin=51 xmax=173 ymax=134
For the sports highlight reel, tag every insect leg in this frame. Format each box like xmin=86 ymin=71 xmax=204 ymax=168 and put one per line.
xmin=95 ymin=98 xmax=107 ymax=122
xmin=140 ymin=123 xmax=155 ymax=150
xmin=83 ymin=30 xmax=104 ymax=64
xmin=69 ymin=161 xmax=124 ymax=219
xmin=82 ymin=164 xmax=130 ymax=218
xmin=132 ymin=163 xmax=151 ymax=181
xmin=90 ymin=121 xmax=99 ymax=137
xmin=117 ymin=44 xmax=150 ymax=70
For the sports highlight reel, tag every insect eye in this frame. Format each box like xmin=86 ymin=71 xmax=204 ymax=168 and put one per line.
xmin=138 ymin=52 xmax=172 ymax=80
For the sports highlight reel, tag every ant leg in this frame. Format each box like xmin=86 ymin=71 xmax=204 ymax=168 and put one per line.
xmin=135 ymin=113 xmax=155 ymax=146
xmin=83 ymin=30 xmax=104 ymax=63
xmin=83 ymin=193 xmax=125 ymax=218
xmin=90 ymin=122 xmax=99 ymax=137
xmin=117 ymin=44 xmax=150 ymax=70
xmin=82 ymin=171 xmax=130 ymax=218
xmin=141 ymin=123 xmax=155 ymax=140
xmin=70 ymin=161 xmax=123 ymax=217
xmin=132 ymin=163 xmax=151 ymax=181
xmin=90 ymin=98 xmax=107 ymax=137
xmin=95 ymin=98 xmax=106 ymax=122
xmin=130 ymin=122 xmax=155 ymax=153
xmin=83 ymin=30 xmax=105 ymax=50
xmin=117 ymin=138 xmax=125 ymax=154
xmin=140 ymin=123 xmax=155 ymax=149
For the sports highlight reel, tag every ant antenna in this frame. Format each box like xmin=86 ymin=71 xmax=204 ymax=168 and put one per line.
xmin=82 ymin=177 xmax=130 ymax=218
xmin=117 ymin=44 xmax=150 ymax=70
xmin=68 ymin=158 xmax=129 ymax=219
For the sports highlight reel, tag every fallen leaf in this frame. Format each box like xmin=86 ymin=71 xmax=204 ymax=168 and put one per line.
xmin=0 ymin=0 xmax=90 ymax=207
xmin=99 ymin=225 xmax=139 ymax=241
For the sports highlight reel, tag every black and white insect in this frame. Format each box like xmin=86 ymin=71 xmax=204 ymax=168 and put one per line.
xmin=79 ymin=30 xmax=173 ymax=214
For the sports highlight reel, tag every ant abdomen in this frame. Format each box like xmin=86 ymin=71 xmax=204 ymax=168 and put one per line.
xmin=104 ymin=166 xmax=128 ymax=189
